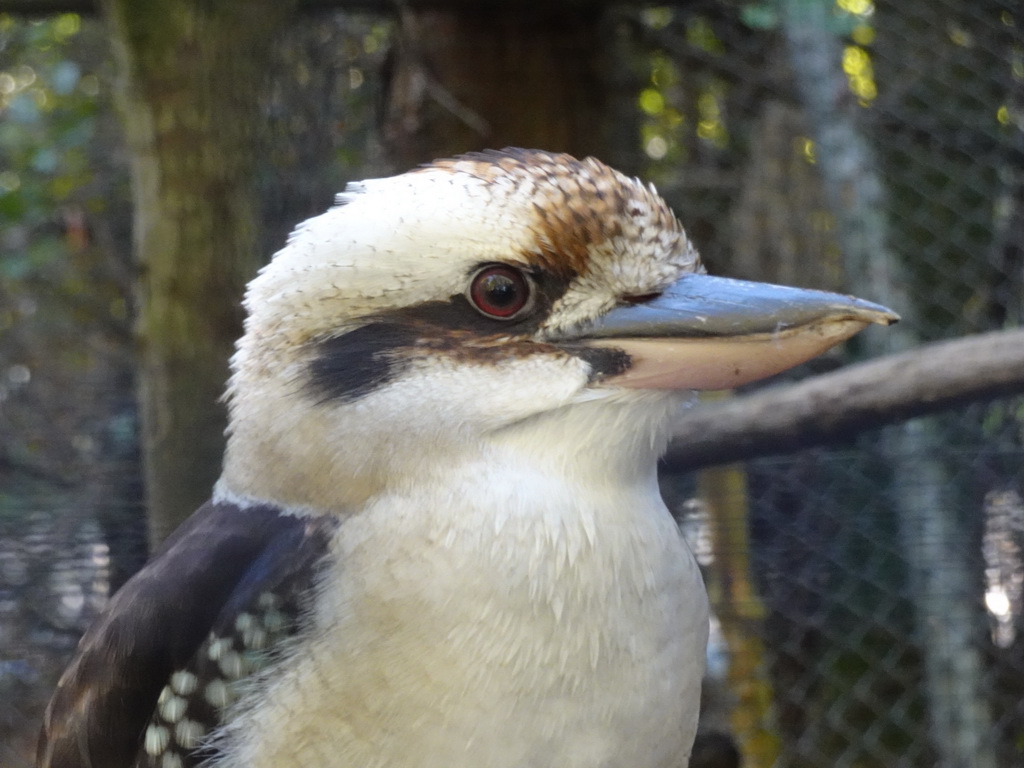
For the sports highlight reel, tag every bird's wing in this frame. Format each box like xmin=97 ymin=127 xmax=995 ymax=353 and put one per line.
xmin=37 ymin=500 xmax=337 ymax=768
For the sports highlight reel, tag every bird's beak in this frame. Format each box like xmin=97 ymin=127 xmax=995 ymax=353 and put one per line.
xmin=573 ymin=274 xmax=899 ymax=390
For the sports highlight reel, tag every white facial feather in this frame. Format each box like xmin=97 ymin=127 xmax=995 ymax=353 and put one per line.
xmin=239 ymin=170 xmax=531 ymax=350
xmin=238 ymin=152 xmax=697 ymax=354
xmin=220 ymin=150 xmax=702 ymax=513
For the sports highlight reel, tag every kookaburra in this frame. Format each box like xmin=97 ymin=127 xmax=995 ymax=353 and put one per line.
xmin=39 ymin=149 xmax=896 ymax=768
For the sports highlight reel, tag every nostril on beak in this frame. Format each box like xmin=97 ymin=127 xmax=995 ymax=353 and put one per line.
xmin=622 ymin=293 xmax=662 ymax=306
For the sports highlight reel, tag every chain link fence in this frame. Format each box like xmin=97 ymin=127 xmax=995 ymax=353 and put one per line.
xmin=637 ymin=2 xmax=1023 ymax=765
xmin=1 ymin=2 xmax=1022 ymax=766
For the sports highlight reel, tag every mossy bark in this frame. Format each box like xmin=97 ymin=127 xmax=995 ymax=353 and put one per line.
xmin=100 ymin=0 xmax=297 ymax=546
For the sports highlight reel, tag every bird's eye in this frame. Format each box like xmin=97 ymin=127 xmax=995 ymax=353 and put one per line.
xmin=467 ymin=265 xmax=532 ymax=320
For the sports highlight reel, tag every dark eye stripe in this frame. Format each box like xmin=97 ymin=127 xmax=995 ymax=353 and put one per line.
xmin=307 ymin=323 xmax=418 ymax=404
xmin=305 ymin=267 xmax=576 ymax=404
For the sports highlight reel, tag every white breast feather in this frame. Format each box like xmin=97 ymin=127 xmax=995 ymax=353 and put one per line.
xmin=213 ymin=398 xmax=709 ymax=768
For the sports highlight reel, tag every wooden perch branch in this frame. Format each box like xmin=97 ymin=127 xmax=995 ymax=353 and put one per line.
xmin=664 ymin=328 xmax=1024 ymax=472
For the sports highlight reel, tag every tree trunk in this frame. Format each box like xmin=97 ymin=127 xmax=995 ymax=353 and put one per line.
xmin=100 ymin=0 xmax=298 ymax=546
xmin=382 ymin=7 xmax=612 ymax=168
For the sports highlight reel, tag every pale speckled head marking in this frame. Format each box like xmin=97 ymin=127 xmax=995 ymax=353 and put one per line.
xmin=231 ymin=149 xmax=699 ymax=376
xmin=425 ymin=149 xmax=692 ymax=282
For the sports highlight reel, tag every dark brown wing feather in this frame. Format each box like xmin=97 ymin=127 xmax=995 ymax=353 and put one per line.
xmin=37 ymin=500 xmax=336 ymax=768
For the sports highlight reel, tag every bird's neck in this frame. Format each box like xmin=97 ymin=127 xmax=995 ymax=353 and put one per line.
xmin=487 ymin=391 xmax=684 ymax=485
xmin=217 ymin=390 xmax=686 ymax=518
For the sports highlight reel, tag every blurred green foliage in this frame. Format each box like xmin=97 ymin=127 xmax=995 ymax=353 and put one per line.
xmin=1 ymin=14 xmax=100 ymax=276
xmin=0 ymin=12 xmax=131 ymax=501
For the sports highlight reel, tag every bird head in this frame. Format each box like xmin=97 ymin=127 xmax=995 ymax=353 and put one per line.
xmin=219 ymin=149 xmax=896 ymax=512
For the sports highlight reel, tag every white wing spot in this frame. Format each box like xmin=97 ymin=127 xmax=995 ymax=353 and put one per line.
xmin=262 ymin=609 xmax=287 ymax=633
xmin=144 ymin=724 xmax=170 ymax=755
xmin=175 ymin=718 xmax=207 ymax=750
xmin=207 ymin=636 xmax=232 ymax=661
xmin=204 ymin=679 xmax=234 ymax=709
xmin=218 ymin=649 xmax=244 ymax=679
xmin=158 ymin=692 xmax=187 ymax=723
xmin=257 ymin=591 xmax=281 ymax=610
xmin=243 ymin=623 xmax=269 ymax=650
xmin=234 ymin=612 xmax=255 ymax=633
xmin=169 ymin=670 xmax=198 ymax=696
